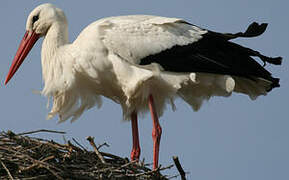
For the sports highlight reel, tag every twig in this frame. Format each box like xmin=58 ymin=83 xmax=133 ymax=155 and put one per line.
xmin=0 ymin=146 xmax=63 ymax=180
xmin=62 ymin=135 xmax=67 ymax=144
xmin=21 ymin=174 xmax=52 ymax=180
xmin=20 ymin=155 xmax=55 ymax=172
xmin=173 ymin=156 xmax=186 ymax=180
xmin=100 ymin=151 xmax=125 ymax=161
xmin=0 ymin=159 xmax=14 ymax=180
xmin=86 ymin=136 xmax=106 ymax=164
xmin=97 ymin=142 xmax=110 ymax=150
xmin=72 ymin=138 xmax=87 ymax=151
xmin=93 ymin=160 xmax=136 ymax=173
xmin=67 ymin=140 xmax=83 ymax=152
xmin=167 ymin=174 xmax=180 ymax=179
xmin=127 ymin=164 xmax=173 ymax=177
xmin=17 ymin=129 xmax=66 ymax=136
xmin=24 ymin=155 xmax=63 ymax=180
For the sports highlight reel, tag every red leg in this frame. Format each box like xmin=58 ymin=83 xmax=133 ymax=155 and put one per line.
xmin=148 ymin=94 xmax=162 ymax=170
xmin=130 ymin=111 xmax=141 ymax=162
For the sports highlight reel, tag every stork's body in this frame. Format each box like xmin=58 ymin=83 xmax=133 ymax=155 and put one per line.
xmin=5 ymin=4 xmax=281 ymax=170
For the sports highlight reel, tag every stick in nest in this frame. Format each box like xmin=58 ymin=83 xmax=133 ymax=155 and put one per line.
xmin=86 ymin=136 xmax=106 ymax=164
xmin=173 ymin=156 xmax=186 ymax=180
xmin=16 ymin=129 xmax=66 ymax=136
xmin=0 ymin=159 xmax=14 ymax=180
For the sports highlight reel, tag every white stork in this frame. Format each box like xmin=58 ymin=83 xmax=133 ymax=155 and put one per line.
xmin=5 ymin=3 xmax=281 ymax=170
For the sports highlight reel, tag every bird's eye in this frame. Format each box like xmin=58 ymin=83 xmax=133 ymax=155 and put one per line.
xmin=32 ymin=15 xmax=39 ymax=24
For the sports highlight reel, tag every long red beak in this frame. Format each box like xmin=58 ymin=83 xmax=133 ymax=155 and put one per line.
xmin=5 ymin=31 xmax=40 ymax=85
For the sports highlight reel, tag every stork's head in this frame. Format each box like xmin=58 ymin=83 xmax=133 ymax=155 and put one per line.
xmin=5 ymin=3 xmax=66 ymax=85
xmin=26 ymin=3 xmax=66 ymax=36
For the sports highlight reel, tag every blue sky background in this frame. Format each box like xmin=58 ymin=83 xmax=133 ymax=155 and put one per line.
xmin=0 ymin=1 xmax=288 ymax=179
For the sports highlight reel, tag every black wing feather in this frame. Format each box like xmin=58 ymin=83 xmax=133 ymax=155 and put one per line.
xmin=139 ymin=22 xmax=281 ymax=91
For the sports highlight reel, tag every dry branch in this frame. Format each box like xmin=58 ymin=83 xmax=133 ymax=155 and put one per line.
xmin=173 ymin=156 xmax=186 ymax=180
xmin=86 ymin=136 xmax=106 ymax=164
xmin=0 ymin=160 xmax=14 ymax=180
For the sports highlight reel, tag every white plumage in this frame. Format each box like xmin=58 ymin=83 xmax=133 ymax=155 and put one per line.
xmin=5 ymin=3 xmax=281 ymax=169
xmin=24 ymin=5 xmax=261 ymax=122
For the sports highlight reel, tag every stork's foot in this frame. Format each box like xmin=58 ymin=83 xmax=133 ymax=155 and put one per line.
xmin=131 ymin=146 xmax=141 ymax=161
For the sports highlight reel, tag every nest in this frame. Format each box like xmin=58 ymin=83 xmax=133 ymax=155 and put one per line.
xmin=0 ymin=130 xmax=185 ymax=180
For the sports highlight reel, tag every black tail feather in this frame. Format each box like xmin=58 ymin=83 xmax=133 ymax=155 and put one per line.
xmin=260 ymin=56 xmax=282 ymax=66
xmin=268 ymin=77 xmax=280 ymax=92
xmin=241 ymin=47 xmax=283 ymax=66
xmin=223 ymin=22 xmax=268 ymax=40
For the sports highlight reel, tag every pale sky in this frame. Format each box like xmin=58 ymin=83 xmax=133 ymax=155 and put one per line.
xmin=0 ymin=0 xmax=288 ymax=179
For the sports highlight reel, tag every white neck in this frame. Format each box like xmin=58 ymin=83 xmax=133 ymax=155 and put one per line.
xmin=41 ymin=22 xmax=69 ymax=95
